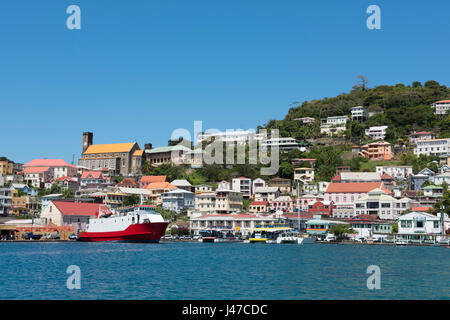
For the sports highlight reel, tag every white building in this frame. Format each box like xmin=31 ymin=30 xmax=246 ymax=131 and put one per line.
xmin=434 ymin=172 xmax=450 ymax=186
xmin=218 ymin=180 xmax=231 ymax=190
xmin=253 ymin=187 xmax=280 ymax=202
xmin=397 ymin=212 xmax=444 ymax=243
xmin=190 ymin=213 xmax=278 ymax=237
xmin=260 ymin=137 xmax=307 ymax=152
xmin=232 ymin=177 xmax=252 ymax=199
xmin=215 ymin=189 xmax=243 ymax=214
xmin=350 ymin=106 xmax=369 ymax=122
xmin=354 ymin=188 xmax=418 ymax=220
xmin=432 ymin=100 xmax=450 ymax=115
xmin=252 ymin=178 xmax=266 ymax=193
xmin=365 ymin=126 xmax=388 ymax=140
xmin=196 ymin=129 xmax=264 ymax=145
xmin=194 ymin=192 xmax=216 ymax=215
xmin=376 ymin=166 xmax=413 ymax=180
xmin=320 ymin=116 xmax=348 ymax=136
xmin=414 ymin=138 xmax=450 ymax=157
xmin=294 ymin=167 xmax=315 ymax=183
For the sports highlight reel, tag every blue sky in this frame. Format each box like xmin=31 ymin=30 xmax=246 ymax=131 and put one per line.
xmin=0 ymin=0 xmax=449 ymax=164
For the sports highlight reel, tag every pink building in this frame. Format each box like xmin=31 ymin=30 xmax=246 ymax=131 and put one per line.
xmin=297 ymin=194 xmax=324 ymax=211
xmin=269 ymin=196 xmax=296 ymax=213
xmin=324 ymin=182 xmax=385 ymax=208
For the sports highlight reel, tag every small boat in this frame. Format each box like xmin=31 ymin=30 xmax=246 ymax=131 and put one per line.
xmin=276 ymin=231 xmax=316 ymax=244
xmin=199 ymin=228 xmax=239 ymax=243
xmin=395 ymin=239 xmax=408 ymax=246
xmin=249 ymin=225 xmax=292 ymax=244
xmin=78 ymin=205 xmax=168 ymax=242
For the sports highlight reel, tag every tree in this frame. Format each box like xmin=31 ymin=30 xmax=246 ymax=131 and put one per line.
xmin=356 ymin=75 xmax=369 ymax=91
xmin=329 ymin=224 xmax=355 ymax=240
xmin=123 ymin=195 xmax=140 ymax=207
xmin=62 ymin=188 xmax=74 ymax=199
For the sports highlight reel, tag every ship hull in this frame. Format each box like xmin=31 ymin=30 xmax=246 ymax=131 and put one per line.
xmin=77 ymin=222 xmax=169 ymax=242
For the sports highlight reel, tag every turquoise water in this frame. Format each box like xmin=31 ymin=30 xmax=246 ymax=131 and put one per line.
xmin=0 ymin=242 xmax=448 ymax=300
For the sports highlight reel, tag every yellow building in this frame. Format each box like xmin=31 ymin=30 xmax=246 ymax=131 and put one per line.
xmin=10 ymin=190 xmax=28 ymax=216
xmin=0 ymin=160 xmax=13 ymax=176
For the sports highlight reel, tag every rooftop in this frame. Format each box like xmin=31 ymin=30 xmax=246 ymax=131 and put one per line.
xmin=83 ymin=143 xmax=137 ymax=155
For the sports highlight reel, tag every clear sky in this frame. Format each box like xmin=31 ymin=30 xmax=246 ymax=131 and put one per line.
xmin=1 ymin=0 xmax=449 ymax=164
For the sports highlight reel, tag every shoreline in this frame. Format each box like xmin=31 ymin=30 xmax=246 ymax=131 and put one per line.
xmin=1 ymin=239 xmax=447 ymax=247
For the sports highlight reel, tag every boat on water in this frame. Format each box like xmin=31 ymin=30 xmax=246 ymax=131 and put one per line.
xmin=276 ymin=230 xmax=316 ymax=244
xmin=395 ymin=239 xmax=408 ymax=246
xmin=198 ymin=228 xmax=239 ymax=243
xmin=249 ymin=225 xmax=306 ymax=244
xmin=78 ymin=205 xmax=168 ymax=242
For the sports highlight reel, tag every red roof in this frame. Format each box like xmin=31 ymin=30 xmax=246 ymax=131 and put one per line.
xmin=117 ymin=178 xmax=138 ymax=186
xmin=235 ymin=177 xmax=250 ymax=180
xmin=22 ymin=166 xmax=51 ymax=174
xmin=412 ymin=206 xmax=433 ymax=212
xmin=332 ymin=174 xmax=341 ymax=182
xmin=283 ymin=212 xmax=314 ymax=220
xmin=140 ymin=176 xmax=167 ymax=183
xmin=81 ymin=171 xmax=103 ymax=179
xmin=381 ymin=174 xmax=393 ymax=179
xmin=325 ymin=182 xmax=383 ymax=193
xmin=346 ymin=214 xmax=379 ymax=222
xmin=52 ymin=201 xmax=106 ymax=217
xmin=24 ymin=159 xmax=76 ymax=168
xmin=435 ymin=100 xmax=450 ymax=103
xmin=250 ymin=201 xmax=269 ymax=206
xmin=410 ymin=131 xmax=434 ymax=136
xmin=56 ymin=176 xmax=76 ymax=182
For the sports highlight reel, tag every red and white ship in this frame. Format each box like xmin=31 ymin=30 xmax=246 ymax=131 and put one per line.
xmin=78 ymin=205 xmax=168 ymax=242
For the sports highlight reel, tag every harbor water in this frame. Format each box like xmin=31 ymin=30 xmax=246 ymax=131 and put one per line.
xmin=0 ymin=242 xmax=448 ymax=300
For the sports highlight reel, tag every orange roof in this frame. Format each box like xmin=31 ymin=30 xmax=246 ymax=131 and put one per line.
xmin=412 ymin=206 xmax=433 ymax=212
xmin=133 ymin=150 xmax=144 ymax=156
xmin=117 ymin=178 xmax=138 ymax=186
xmin=24 ymin=159 xmax=76 ymax=168
xmin=140 ymin=176 xmax=167 ymax=183
xmin=146 ymin=182 xmax=177 ymax=190
xmin=435 ymin=100 xmax=450 ymax=103
xmin=83 ymin=143 xmax=137 ymax=155
xmin=325 ymin=182 xmax=383 ymax=193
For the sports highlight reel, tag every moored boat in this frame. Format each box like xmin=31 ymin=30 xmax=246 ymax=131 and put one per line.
xmin=78 ymin=205 xmax=168 ymax=242
xmin=199 ymin=228 xmax=239 ymax=243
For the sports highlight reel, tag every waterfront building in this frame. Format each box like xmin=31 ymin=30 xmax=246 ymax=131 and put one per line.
xmin=324 ymin=182 xmax=385 ymax=208
xmin=350 ymin=106 xmax=369 ymax=122
xmin=171 ymin=179 xmax=193 ymax=192
xmin=249 ymin=201 xmax=269 ymax=213
xmin=345 ymin=215 xmax=393 ymax=239
xmin=268 ymin=177 xmax=291 ymax=194
xmin=269 ymin=196 xmax=295 ymax=213
xmin=397 ymin=212 xmax=444 ymax=243
xmin=432 ymin=100 xmax=450 ymax=115
xmin=161 ymin=189 xmax=195 ymax=214
xmin=253 ymin=187 xmax=280 ymax=203
xmin=353 ymin=188 xmax=417 ymax=220
xmin=232 ymin=177 xmax=252 ymax=199
xmin=194 ymin=192 xmax=216 ymax=215
xmin=359 ymin=141 xmax=393 ymax=161
xmin=190 ymin=213 xmax=277 ymax=237
xmin=41 ymin=200 xmax=108 ymax=233
xmin=365 ymin=126 xmax=388 ymax=140
xmin=294 ymin=167 xmax=315 ymax=183
xmin=414 ymin=138 xmax=450 ymax=157
xmin=409 ymin=131 xmax=436 ymax=145
xmin=78 ymin=132 xmax=142 ymax=176
xmin=376 ymin=166 xmax=413 ymax=180
xmin=139 ymin=175 xmax=167 ymax=188
xmin=305 ymin=218 xmax=349 ymax=240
